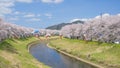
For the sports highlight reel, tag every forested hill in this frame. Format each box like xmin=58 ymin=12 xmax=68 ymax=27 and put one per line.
xmin=46 ymin=20 xmax=84 ymax=30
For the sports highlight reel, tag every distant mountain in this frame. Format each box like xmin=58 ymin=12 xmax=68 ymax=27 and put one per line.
xmin=46 ymin=20 xmax=84 ymax=30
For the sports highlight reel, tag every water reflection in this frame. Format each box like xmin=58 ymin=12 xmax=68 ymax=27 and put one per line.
xmin=29 ymin=42 xmax=96 ymax=68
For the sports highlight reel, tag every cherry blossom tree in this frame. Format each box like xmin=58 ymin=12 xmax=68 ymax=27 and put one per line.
xmin=61 ymin=14 xmax=120 ymax=43
xmin=0 ymin=18 xmax=33 ymax=41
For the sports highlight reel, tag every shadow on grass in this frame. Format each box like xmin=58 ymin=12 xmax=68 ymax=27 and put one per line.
xmin=8 ymin=38 xmax=18 ymax=43
xmin=0 ymin=41 xmax=18 ymax=54
xmin=97 ymin=41 xmax=103 ymax=45
xmin=18 ymin=38 xmax=29 ymax=41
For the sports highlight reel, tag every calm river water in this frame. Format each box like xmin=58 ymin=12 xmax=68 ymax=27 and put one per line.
xmin=29 ymin=42 xmax=97 ymax=68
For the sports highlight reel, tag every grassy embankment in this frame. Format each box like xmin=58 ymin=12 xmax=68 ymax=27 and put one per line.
xmin=49 ymin=38 xmax=120 ymax=68
xmin=0 ymin=37 xmax=50 ymax=68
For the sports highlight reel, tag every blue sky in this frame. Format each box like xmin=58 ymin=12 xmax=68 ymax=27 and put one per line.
xmin=0 ymin=0 xmax=120 ymax=29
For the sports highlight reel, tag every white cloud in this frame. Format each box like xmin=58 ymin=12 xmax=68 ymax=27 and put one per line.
xmin=70 ymin=19 xmax=80 ymax=22
xmin=8 ymin=17 xmax=19 ymax=21
xmin=95 ymin=13 xmax=110 ymax=19
xmin=117 ymin=14 xmax=120 ymax=16
xmin=54 ymin=0 xmax=63 ymax=3
xmin=0 ymin=0 xmax=33 ymax=17
xmin=95 ymin=15 xmax=100 ymax=19
xmin=24 ymin=13 xmax=35 ymax=18
xmin=70 ymin=18 xmax=88 ymax=22
xmin=16 ymin=0 xmax=33 ymax=3
xmin=0 ymin=1 xmax=14 ymax=16
xmin=0 ymin=1 xmax=14 ymax=7
xmin=0 ymin=0 xmax=13 ymax=3
xmin=102 ymin=13 xmax=110 ymax=17
xmin=80 ymin=18 xmax=88 ymax=21
xmin=14 ymin=11 xmax=21 ymax=15
xmin=0 ymin=7 xmax=13 ymax=17
xmin=45 ymin=13 xmax=52 ymax=19
xmin=37 ymin=14 xmax=41 ymax=17
xmin=27 ymin=18 xmax=41 ymax=22
xmin=41 ymin=0 xmax=64 ymax=4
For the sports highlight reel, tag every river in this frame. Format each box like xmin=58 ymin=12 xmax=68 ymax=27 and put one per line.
xmin=29 ymin=42 xmax=97 ymax=68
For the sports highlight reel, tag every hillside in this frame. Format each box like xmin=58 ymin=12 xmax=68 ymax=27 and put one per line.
xmin=46 ymin=20 xmax=84 ymax=30
xmin=49 ymin=38 xmax=120 ymax=68
xmin=0 ymin=37 xmax=49 ymax=68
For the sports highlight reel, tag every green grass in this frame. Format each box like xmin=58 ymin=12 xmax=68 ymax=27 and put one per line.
xmin=0 ymin=56 xmax=13 ymax=68
xmin=0 ymin=37 xmax=50 ymax=68
xmin=49 ymin=38 xmax=120 ymax=68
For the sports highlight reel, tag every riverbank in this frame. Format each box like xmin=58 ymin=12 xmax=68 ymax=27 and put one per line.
xmin=49 ymin=38 xmax=120 ymax=68
xmin=0 ymin=37 xmax=50 ymax=68
xmin=47 ymin=44 xmax=103 ymax=68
